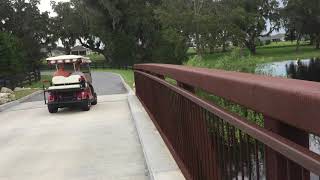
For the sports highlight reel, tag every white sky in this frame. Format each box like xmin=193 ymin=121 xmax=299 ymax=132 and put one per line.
xmin=38 ymin=0 xmax=69 ymax=15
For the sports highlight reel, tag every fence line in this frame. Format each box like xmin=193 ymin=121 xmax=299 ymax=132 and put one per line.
xmin=0 ymin=69 xmax=41 ymax=89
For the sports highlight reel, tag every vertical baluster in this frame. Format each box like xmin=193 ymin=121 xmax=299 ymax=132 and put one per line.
xmin=239 ymin=130 xmax=245 ymax=180
xmin=255 ymin=139 xmax=260 ymax=180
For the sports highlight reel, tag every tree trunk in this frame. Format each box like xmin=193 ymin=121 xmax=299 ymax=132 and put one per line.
xmin=309 ymin=34 xmax=314 ymax=45
xmin=65 ymin=47 xmax=71 ymax=55
xmin=246 ymin=40 xmax=256 ymax=54
xmin=222 ymin=43 xmax=227 ymax=52
xmin=296 ymin=33 xmax=302 ymax=52
xmin=315 ymin=34 xmax=320 ymax=49
xmin=195 ymin=33 xmax=202 ymax=58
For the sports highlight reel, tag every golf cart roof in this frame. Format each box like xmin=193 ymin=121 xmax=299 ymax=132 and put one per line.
xmin=46 ymin=55 xmax=92 ymax=64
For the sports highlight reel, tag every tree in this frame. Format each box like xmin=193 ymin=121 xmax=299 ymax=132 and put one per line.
xmin=155 ymin=0 xmax=219 ymax=57
xmin=0 ymin=32 xmax=25 ymax=76
xmin=282 ymin=0 xmax=320 ymax=50
xmin=52 ymin=0 xmax=188 ymax=66
xmin=0 ymin=0 xmax=51 ymax=68
xmin=226 ymin=0 xmax=281 ymax=54
xmin=51 ymin=1 xmax=80 ymax=54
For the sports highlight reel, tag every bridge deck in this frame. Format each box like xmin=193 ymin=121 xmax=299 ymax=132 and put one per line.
xmin=0 ymin=95 xmax=148 ymax=180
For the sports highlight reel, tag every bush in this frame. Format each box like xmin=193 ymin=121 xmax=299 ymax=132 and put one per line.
xmin=265 ymin=40 xmax=271 ymax=45
xmin=0 ymin=32 xmax=25 ymax=76
xmin=150 ymin=29 xmax=189 ymax=65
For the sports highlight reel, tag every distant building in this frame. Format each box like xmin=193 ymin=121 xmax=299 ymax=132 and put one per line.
xmin=70 ymin=46 xmax=92 ymax=56
xmin=51 ymin=47 xmax=66 ymax=57
xmin=40 ymin=47 xmax=66 ymax=57
xmin=259 ymin=33 xmax=285 ymax=43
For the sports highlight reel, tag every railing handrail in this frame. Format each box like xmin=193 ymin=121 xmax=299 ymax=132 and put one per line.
xmin=134 ymin=63 xmax=320 ymax=136
xmin=135 ymin=69 xmax=320 ymax=175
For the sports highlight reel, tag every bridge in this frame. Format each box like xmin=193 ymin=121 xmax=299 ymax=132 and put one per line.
xmin=0 ymin=64 xmax=319 ymax=180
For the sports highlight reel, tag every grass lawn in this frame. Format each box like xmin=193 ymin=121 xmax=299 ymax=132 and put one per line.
xmin=14 ymin=89 xmax=39 ymax=100
xmin=88 ymin=53 xmax=106 ymax=62
xmin=10 ymin=75 xmax=53 ymax=100
xmin=94 ymin=69 xmax=134 ymax=88
xmin=185 ymin=43 xmax=320 ymax=73
xmin=26 ymin=75 xmax=52 ymax=89
xmin=257 ymin=41 xmax=309 ymax=48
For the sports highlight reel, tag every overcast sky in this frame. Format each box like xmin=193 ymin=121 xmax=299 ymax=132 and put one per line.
xmin=38 ymin=0 xmax=69 ymax=15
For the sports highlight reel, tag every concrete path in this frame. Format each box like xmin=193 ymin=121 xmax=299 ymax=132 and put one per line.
xmin=27 ymin=71 xmax=127 ymax=102
xmin=0 ymin=95 xmax=148 ymax=180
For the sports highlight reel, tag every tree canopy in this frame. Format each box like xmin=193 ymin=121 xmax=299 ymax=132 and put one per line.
xmin=1 ymin=0 xmax=319 ymax=74
xmin=282 ymin=0 xmax=320 ymax=49
xmin=0 ymin=0 xmax=52 ymax=75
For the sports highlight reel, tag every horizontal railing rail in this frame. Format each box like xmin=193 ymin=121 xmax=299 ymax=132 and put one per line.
xmin=134 ymin=64 xmax=320 ymax=180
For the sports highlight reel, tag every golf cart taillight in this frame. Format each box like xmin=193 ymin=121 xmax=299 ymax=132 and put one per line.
xmin=48 ymin=93 xmax=56 ymax=102
xmin=76 ymin=91 xmax=87 ymax=100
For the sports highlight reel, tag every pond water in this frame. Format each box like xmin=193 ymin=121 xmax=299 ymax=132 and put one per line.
xmin=255 ymin=59 xmax=312 ymax=77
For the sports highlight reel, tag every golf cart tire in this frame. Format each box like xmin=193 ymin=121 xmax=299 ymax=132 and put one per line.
xmin=81 ymin=100 xmax=91 ymax=111
xmin=48 ymin=105 xmax=58 ymax=113
xmin=91 ymin=93 xmax=97 ymax=105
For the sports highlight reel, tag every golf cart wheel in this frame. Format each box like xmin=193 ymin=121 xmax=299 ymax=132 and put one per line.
xmin=48 ymin=105 xmax=58 ymax=113
xmin=91 ymin=93 xmax=97 ymax=105
xmin=81 ymin=100 xmax=91 ymax=111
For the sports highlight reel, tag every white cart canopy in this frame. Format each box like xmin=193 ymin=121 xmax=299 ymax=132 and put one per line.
xmin=46 ymin=55 xmax=92 ymax=64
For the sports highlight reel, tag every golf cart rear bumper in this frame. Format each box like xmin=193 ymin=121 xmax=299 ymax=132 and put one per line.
xmin=48 ymin=99 xmax=89 ymax=107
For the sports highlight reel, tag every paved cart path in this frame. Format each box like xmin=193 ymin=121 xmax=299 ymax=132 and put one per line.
xmin=0 ymin=95 xmax=148 ymax=180
xmin=26 ymin=71 xmax=127 ymax=102
xmin=0 ymin=72 xmax=149 ymax=180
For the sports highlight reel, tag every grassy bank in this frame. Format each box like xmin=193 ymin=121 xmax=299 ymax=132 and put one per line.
xmin=14 ymin=89 xmax=38 ymax=100
xmin=10 ymin=75 xmax=52 ymax=100
xmin=186 ymin=43 xmax=320 ymax=73
xmin=26 ymin=75 xmax=52 ymax=89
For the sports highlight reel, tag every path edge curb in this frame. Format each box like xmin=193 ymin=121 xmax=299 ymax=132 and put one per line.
xmin=127 ymin=94 xmax=185 ymax=180
xmin=0 ymin=90 xmax=43 ymax=112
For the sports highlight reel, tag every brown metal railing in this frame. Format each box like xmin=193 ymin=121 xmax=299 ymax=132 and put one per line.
xmin=134 ymin=64 xmax=320 ymax=180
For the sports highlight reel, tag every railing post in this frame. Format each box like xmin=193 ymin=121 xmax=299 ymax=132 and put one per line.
xmin=264 ymin=116 xmax=310 ymax=180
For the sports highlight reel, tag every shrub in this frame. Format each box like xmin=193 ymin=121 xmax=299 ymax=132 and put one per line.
xmin=0 ymin=32 xmax=25 ymax=76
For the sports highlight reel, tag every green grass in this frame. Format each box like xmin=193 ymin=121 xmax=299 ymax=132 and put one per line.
xmin=11 ymin=75 xmax=53 ymax=100
xmin=88 ymin=53 xmax=106 ymax=62
xmin=257 ymin=41 xmax=309 ymax=48
xmin=187 ymin=47 xmax=197 ymax=54
xmin=185 ymin=44 xmax=320 ymax=73
xmin=14 ymin=89 xmax=38 ymax=100
xmin=26 ymin=75 xmax=52 ymax=89
xmin=94 ymin=69 xmax=134 ymax=88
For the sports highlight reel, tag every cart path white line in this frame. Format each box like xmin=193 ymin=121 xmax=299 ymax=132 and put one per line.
xmin=0 ymin=94 xmax=149 ymax=180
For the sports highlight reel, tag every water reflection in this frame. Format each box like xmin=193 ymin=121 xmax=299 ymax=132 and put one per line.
xmin=256 ymin=59 xmax=312 ymax=77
